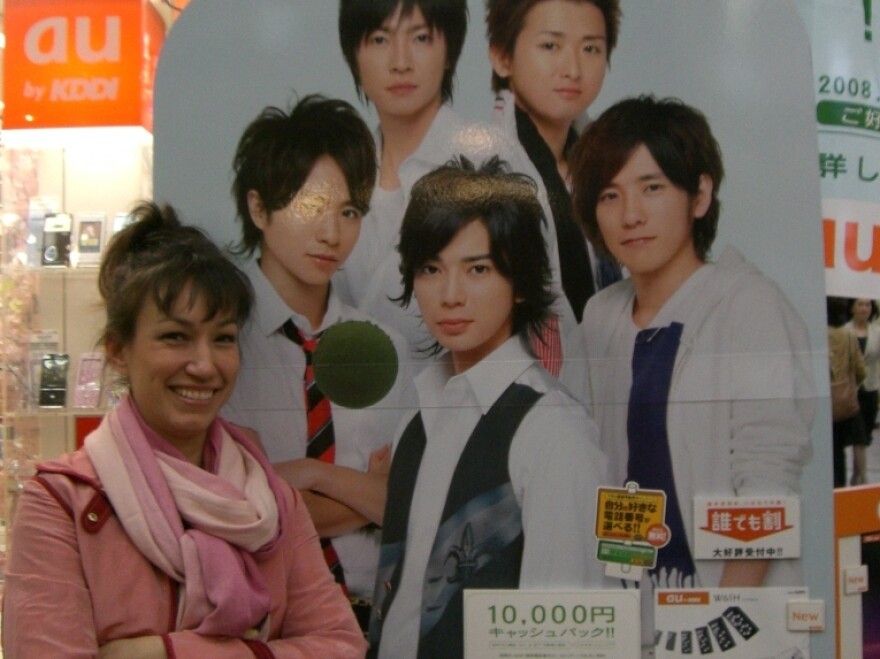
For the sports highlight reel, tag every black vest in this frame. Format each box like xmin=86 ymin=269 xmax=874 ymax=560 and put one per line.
xmin=370 ymin=383 xmax=542 ymax=658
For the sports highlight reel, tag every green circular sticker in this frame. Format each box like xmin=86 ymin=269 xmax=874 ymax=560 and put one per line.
xmin=312 ymin=320 xmax=399 ymax=409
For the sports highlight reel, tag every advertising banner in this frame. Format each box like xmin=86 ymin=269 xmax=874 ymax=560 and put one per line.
xmin=795 ymin=0 xmax=880 ymax=297
xmin=3 ymin=0 xmax=165 ymax=130
xmin=153 ymin=1 xmax=834 ymax=656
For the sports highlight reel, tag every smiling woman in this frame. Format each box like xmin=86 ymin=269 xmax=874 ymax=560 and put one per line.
xmin=97 ymin=207 xmax=254 ymax=463
xmin=105 ymin=284 xmax=243 ymax=464
xmin=2 ymin=202 xmax=366 ymax=658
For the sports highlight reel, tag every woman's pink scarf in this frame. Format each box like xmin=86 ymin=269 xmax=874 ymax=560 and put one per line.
xmin=84 ymin=396 xmax=288 ymax=638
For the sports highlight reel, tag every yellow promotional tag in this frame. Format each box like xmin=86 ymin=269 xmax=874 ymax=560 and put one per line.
xmin=595 ymin=482 xmax=670 ymax=570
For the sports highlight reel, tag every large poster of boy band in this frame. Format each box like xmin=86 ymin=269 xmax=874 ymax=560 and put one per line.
xmin=153 ymin=0 xmax=833 ymax=656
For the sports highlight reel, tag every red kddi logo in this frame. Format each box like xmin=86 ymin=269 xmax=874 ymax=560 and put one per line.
xmin=24 ymin=16 xmax=121 ymax=65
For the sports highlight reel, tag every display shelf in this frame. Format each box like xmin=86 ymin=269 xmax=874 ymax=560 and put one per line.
xmin=1 ymin=224 xmax=105 ymax=538
xmin=1 ymin=114 xmax=153 ymax=573
xmin=1 ymin=215 xmax=36 ymax=549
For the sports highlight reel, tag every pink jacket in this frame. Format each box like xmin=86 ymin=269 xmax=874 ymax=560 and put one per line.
xmin=2 ymin=449 xmax=366 ymax=658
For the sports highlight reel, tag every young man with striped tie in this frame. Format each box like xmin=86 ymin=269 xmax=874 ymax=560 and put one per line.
xmin=222 ymin=95 xmax=412 ymax=630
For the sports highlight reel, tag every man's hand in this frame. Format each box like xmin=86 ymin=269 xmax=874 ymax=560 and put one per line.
xmin=368 ymin=445 xmax=391 ymax=475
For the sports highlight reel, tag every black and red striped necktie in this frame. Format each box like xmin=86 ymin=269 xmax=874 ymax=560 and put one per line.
xmin=281 ymin=319 xmax=346 ymax=589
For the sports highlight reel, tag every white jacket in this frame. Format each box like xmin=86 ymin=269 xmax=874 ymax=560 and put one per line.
xmin=583 ymin=247 xmax=815 ymax=587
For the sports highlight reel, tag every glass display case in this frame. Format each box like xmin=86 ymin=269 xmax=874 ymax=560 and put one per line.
xmin=0 ymin=216 xmax=105 ymax=545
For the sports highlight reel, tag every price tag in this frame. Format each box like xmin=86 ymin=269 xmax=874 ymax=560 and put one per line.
xmin=463 ymin=589 xmax=640 ymax=658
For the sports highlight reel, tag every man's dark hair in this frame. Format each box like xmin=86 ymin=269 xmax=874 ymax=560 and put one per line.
xmin=397 ymin=156 xmax=555 ymax=347
xmin=570 ymin=94 xmax=724 ymax=261
xmin=339 ymin=0 xmax=468 ymax=104
xmin=230 ymin=94 xmax=376 ymax=257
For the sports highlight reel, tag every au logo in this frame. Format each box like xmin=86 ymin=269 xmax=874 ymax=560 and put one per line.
xmin=25 ymin=16 xmax=121 ymax=65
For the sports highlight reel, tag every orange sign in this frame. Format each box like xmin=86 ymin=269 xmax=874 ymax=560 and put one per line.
xmin=3 ymin=0 xmax=165 ymax=130
xmin=656 ymin=591 xmax=711 ymax=606
xmin=699 ymin=505 xmax=793 ymax=542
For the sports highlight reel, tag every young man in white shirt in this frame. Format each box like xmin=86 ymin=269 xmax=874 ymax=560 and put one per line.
xmin=571 ymin=96 xmax=814 ymax=653
xmin=222 ymin=96 xmax=412 ymax=624
xmin=336 ymin=0 xmax=508 ymax=355
xmin=370 ymin=158 xmax=608 ymax=658
xmin=487 ymin=0 xmax=623 ymax=314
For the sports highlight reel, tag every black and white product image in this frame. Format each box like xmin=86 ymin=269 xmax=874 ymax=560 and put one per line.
xmin=39 ymin=353 xmax=70 ymax=407
xmin=707 ymin=616 xmax=736 ymax=651
xmin=722 ymin=606 xmax=760 ymax=640
xmin=41 ymin=213 xmax=73 ymax=267
xmin=680 ymin=630 xmax=693 ymax=654
xmin=655 ymin=593 xmax=809 ymax=658
xmin=658 ymin=608 xmax=757 ymax=655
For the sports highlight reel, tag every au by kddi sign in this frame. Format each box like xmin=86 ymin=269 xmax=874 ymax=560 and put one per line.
xmin=3 ymin=0 xmax=166 ymax=130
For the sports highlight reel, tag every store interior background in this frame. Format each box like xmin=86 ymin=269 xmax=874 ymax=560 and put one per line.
xmin=0 ymin=0 xmax=187 ymax=459
xmin=1 ymin=1 xmax=877 ymax=657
